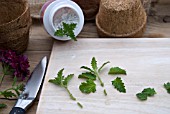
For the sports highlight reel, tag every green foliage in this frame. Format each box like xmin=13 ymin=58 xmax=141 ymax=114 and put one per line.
xmin=49 ymin=69 xmax=76 ymax=100
xmin=80 ymin=57 xmax=110 ymax=87
xmin=142 ymin=88 xmax=156 ymax=96
xmin=112 ymin=77 xmax=126 ymax=93
xmin=136 ymin=88 xmax=156 ymax=101
xmin=136 ymin=93 xmax=147 ymax=101
xmin=108 ymin=67 xmax=126 ymax=75
xmin=164 ymin=82 xmax=170 ymax=93
xmin=79 ymin=79 xmax=96 ymax=94
xmin=0 ymin=83 xmax=24 ymax=99
xmin=0 ymin=103 xmax=7 ymax=109
xmin=54 ymin=22 xmax=77 ymax=41
xmin=78 ymin=72 xmax=96 ymax=80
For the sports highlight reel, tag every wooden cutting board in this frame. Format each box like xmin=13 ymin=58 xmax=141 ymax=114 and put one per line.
xmin=36 ymin=38 xmax=170 ymax=114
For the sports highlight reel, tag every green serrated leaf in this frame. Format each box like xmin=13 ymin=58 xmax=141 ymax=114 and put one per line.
xmin=78 ymin=72 xmax=96 ymax=80
xmin=80 ymin=66 xmax=94 ymax=73
xmin=63 ymin=74 xmax=74 ymax=86
xmin=164 ymin=82 xmax=170 ymax=93
xmin=142 ymin=88 xmax=156 ymax=96
xmin=98 ymin=61 xmax=110 ymax=72
xmin=79 ymin=79 xmax=96 ymax=94
xmin=112 ymin=77 xmax=126 ymax=93
xmin=0 ymin=91 xmax=16 ymax=99
xmin=91 ymin=57 xmax=97 ymax=71
xmin=136 ymin=93 xmax=147 ymax=101
xmin=54 ymin=22 xmax=77 ymax=41
xmin=0 ymin=103 xmax=7 ymax=108
xmin=109 ymin=67 xmax=126 ymax=75
xmin=54 ymin=29 xmax=64 ymax=36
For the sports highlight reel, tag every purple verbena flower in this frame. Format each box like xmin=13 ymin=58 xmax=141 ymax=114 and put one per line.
xmin=0 ymin=49 xmax=30 ymax=80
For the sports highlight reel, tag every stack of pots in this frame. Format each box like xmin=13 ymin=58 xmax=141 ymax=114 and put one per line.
xmin=0 ymin=0 xmax=31 ymax=53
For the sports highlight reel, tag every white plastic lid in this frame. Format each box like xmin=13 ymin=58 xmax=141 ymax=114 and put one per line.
xmin=43 ymin=0 xmax=84 ymax=41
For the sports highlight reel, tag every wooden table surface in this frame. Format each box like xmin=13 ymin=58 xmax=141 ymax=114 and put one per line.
xmin=1 ymin=1 xmax=170 ymax=114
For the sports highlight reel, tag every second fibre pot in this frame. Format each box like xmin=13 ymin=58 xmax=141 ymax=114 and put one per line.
xmin=96 ymin=0 xmax=147 ymax=38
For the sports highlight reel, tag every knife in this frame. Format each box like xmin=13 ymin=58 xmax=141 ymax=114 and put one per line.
xmin=9 ymin=56 xmax=48 ymax=114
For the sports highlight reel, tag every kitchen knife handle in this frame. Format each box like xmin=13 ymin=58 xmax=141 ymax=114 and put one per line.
xmin=9 ymin=107 xmax=25 ymax=114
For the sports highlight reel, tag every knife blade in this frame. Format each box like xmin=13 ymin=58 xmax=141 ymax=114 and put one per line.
xmin=9 ymin=56 xmax=48 ymax=114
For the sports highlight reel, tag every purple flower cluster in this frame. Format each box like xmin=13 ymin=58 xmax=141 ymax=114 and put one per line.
xmin=0 ymin=50 xmax=30 ymax=80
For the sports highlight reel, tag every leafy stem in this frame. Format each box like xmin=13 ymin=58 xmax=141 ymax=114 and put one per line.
xmin=79 ymin=57 xmax=110 ymax=95
xmin=49 ymin=69 xmax=82 ymax=108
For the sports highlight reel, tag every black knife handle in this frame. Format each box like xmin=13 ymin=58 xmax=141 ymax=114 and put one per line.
xmin=9 ymin=107 xmax=26 ymax=114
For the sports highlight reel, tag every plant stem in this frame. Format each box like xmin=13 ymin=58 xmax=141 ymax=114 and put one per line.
xmin=104 ymin=89 xmax=107 ymax=96
xmin=77 ymin=102 xmax=83 ymax=108
xmin=95 ymin=71 xmax=104 ymax=87
xmin=0 ymin=74 xmax=5 ymax=86
xmin=65 ymin=87 xmax=76 ymax=101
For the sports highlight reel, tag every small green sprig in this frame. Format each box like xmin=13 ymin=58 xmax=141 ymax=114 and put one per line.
xmin=54 ymin=22 xmax=77 ymax=41
xmin=49 ymin=68 xmax=83 ymax=108
xmin=79 ymin=57 xmax=110 ymax=95
xmin=112 ymin=77 xmax=126 ymax=93
xmin=136 ymin=88 xmax=156 ymax=101
xmin=80 ymin=57 xmax=110 ymax=87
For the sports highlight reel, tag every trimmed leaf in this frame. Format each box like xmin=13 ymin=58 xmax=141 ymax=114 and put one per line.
xmin=142 ymin=88 xmax=156 ymax=96
xmin=63 ymin=74 xmax=74 ymax=86
xmin=98 ymin=61 xmax=110 ymax=72
xmin=79 ymin=79 xmax=96 ymax=94
xmin=78 ymin=72 xmax=96 ymax=80
xmin=80 ymin=66 xmax=94 ymax=73
xmin=91 ymin=57 xmax=97 ymax=70
xmin=136 ymin=93 xmax=147 ymax=101
xmin=112 ymin=77 xmax=126 ymax=93
xmin=164 ymin=82 xmax=170 ymax=93
xmin=109 ymin=67 xmax=126 ymax=75
xmin=0 ymin=103 xmax=7 ymax=108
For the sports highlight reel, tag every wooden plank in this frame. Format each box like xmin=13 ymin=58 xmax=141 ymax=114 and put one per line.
xmin=37 ymin=38 xmax=170 ymax=114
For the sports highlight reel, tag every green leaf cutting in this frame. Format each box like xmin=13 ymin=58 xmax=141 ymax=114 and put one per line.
xmin=136 ymin=88 xmax=156 ymax=101
xmin=112 ymin=77 xmax=126 ymax=93
xmin=108 ymin=67 xmax=126 ymax=75
xmin=79 ymin=79 xmax=96 ymax=94
xmin=49 ymin=68 xmax=76 ymax=100
xmin=54 ymin=22 xmax=77 ymax=41
xmin=79 ymin=57 xmax=110 ymax=95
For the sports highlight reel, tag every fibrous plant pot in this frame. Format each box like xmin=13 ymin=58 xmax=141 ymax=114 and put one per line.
xmin=73 ymin=0 xmax=100 ymax=20
xmin=96 ymin=0 xmax=147 ymax=38
xmin=0 ymin=0 xmax=31 ymax=53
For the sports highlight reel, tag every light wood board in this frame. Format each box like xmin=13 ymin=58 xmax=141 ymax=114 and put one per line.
xmin=37 ymin=38 xmax=170 ymax=114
